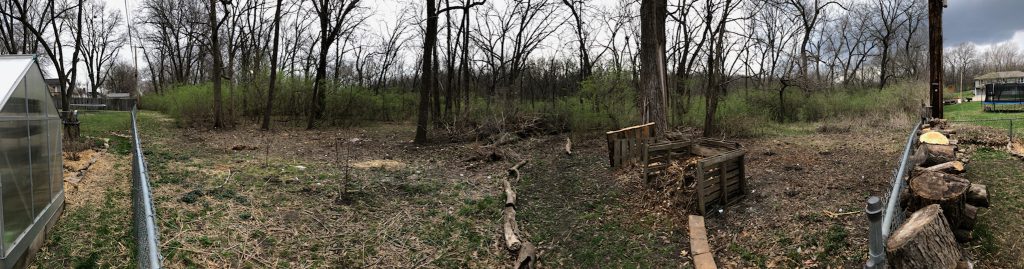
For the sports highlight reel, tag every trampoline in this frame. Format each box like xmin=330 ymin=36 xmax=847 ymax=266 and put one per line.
xmin=982 ymin=83 xmax=1024 ymax=111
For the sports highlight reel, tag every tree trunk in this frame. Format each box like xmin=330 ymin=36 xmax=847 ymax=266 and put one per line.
xmin=208 ymin=0 xmax=224 ymax=128
xmin=639 ymin=0 xmax=668 ymax=136
xmin=262 ymin=0 xmax=283 ymax=131
xmin=415 ymin=0 xmax=437 ymax=143
xmin=908 ymin=171 xmax=970 ymax=229
xmin=886 ymin=204 xmax=963 ymax=269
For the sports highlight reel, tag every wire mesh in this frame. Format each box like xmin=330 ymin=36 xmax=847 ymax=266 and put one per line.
xmin=130 ymin=107 xmax=162 ymax=268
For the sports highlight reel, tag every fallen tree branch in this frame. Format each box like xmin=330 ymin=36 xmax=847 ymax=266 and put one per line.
xmin=564 ymin=137 xmax=572 ymax=156
xmin=500 ymin=159 xmax=536 ymax=268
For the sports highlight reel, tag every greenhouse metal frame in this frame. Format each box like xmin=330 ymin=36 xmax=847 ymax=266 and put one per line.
xmin=0 ymin=55 xmax=64 ymax=268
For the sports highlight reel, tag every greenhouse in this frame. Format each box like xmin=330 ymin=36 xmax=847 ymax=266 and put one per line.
xmin=0 ymin=55 xmax=63 ymax=268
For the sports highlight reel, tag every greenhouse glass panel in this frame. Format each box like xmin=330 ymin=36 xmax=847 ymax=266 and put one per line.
xmin=30 ymin=119 xmax=49 ymax=217
xmin=1 ymin=120 xmax=32 ymax=252
xmin=0 ymin=55 xmax=65 ymax=266
xmin=49 ymin=119 xmax=61 ymax=198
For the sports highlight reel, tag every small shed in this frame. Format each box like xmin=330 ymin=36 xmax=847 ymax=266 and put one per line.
xmin=0 ymin=55 xmax=64 ymax=268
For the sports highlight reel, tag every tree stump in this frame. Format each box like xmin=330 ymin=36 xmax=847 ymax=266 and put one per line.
xmin=908 ymin=172 xmax=970 ymax=229
xmin=886 ymin=204 xmax=963 ymax=269
xmin=917 ymin=144 xmax=956 ymax=166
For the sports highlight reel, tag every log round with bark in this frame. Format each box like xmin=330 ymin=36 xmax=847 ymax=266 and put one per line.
xmin=966 ymin=183 xmax=990 ymax=208
xmin=917 ymin=144 xmax=957 ymax=166
xmin=915 ymin=161 xmax=965 ymax=174
xmin=908 ymin=171 xmax=970 ymax=229
xmin=920 ymin=131 xmax=951 ymax=145
xmin=886 ymin=204 xmax=963 ymax=269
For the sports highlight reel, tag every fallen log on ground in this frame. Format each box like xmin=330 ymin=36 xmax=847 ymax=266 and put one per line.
xmin=500 ymin=160 xmax=536 ymax=269
xmin=908 ymin=171 xmax=970 ymax=230
xmin=502 ymin=207 xmax=522 ymax=251
xmin=915 ymin=161 xmax=965 ymax=174
xmin=966 ymin=183 xmax=989 ymax=208
xmin=886 ymin=204 xmax=963 ymax=269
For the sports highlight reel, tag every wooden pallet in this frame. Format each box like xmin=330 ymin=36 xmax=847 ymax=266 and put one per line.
xmin=641 ymin=138 xmax=746 ymax=215
xmin=606 ymin=123 xmax=655 ymax=167
xmin=695 ymin=148 xmax=746 ymax=215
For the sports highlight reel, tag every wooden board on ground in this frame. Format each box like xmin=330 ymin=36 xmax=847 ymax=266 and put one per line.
xmin=688 ymin=215 xmax=717 ymax=269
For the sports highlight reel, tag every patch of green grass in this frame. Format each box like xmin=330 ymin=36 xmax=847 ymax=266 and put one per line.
xmin=962 ymin=147 xmax=1024 ymax=267
xmin=945 ymin=101 xmax=1024 ymax=134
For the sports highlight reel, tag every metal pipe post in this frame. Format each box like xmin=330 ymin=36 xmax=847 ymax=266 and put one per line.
xmin=866 ymin=196 xmax=885 ymax=269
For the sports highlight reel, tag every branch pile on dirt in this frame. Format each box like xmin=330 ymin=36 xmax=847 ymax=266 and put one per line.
xmin=889 ymin=118 xmax=990 ymax=267
xmin=501 ymin=160 xmax=537 ymax=268
xmin=460 ymin=114 xmax=568 ymax=146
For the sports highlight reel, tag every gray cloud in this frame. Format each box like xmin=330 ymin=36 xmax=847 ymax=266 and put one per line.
xmin=945 ymin=0 xmax=1024 ymax=46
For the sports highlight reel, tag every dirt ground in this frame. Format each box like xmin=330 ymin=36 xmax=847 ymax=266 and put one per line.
xmin=35 ymin=111 xmax=1024 ymax=268
xmin=115 ymin=109 xmax=924 ymax=268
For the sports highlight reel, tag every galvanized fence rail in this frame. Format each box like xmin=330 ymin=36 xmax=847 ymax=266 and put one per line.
xmin=866 ymin=117 xmax=1022 ymax=268
xmin=131 ymin=107 xmax=163 ymax=268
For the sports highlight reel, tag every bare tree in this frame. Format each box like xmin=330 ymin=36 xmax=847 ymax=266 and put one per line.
xmin=308 ymin=0 xmax=362 ymax=129
xmin=262 ymin=0 xmax=284 ymax=131
xmin=79 ymin=0 xmax=125 ymax=98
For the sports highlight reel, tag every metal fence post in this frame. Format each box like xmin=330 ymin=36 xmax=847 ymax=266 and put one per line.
xmin=866 ymin=196 xmax=885 ymax=269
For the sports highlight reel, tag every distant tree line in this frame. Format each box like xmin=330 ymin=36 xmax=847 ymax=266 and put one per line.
xmin=3 ymin=0 xmax=978 ymax=140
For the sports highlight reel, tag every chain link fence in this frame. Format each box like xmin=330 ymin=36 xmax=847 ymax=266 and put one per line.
xmin=867 ymin=117 xmax=1022 ymax=268
xmin=131 ymin=107 xmax=163 ymax=268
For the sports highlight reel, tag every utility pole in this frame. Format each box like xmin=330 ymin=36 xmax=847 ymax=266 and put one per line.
xmin=928 ymin=0 xmax=946 ymax=118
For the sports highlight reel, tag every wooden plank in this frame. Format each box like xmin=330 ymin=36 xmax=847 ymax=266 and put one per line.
xmin=699 ymin=149 xmax=746 ymax=168
xmin=613 ymin=139 xmax=622 ymax=167
xmin=696 ymin=162 xmax=707 ymax=215
xmin=719 ymin=162 xmax=728 ymax=204
xmin=607 ymin=133 xmax=615 ymax=167
xmin=689 ymin=215 xmax=718 ymax=269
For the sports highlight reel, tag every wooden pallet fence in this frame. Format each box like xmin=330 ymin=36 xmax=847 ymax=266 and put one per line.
xmin=640 ymin=138 xmax=746 ymax=215
xmin=606 ymin=122 xmax=655 ymax=167
xmin=695 ymin=148 xmax=746 ymax=215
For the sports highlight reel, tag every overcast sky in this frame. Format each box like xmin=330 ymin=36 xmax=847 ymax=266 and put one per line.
xmin=97 ymin=0 xmax=1024 ymax=69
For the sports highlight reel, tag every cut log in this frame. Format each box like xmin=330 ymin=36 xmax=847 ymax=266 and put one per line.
xmin=966 ymin=183 xmax=990 ymax=208
xmin=960 ymin=204 xmax=977 ymax=231
xmin=917 ymin=144 xmax=957 ymax=166
xmin=886 ymin=204 xmax=963 ymax=269
xmin=502 ymin=207 xmax=522 ymax=251
xmin=565 ymin=137 xmax=573 ymax=155
xmin=915 ymin=161 xmax=965 ymax=174
xmin=514 ymin=241 xmax=537 ymax=269
xmin=688 ymin=215 xmax=718 ymax=269
xmin=908 ymin=171 xmax=970 ymax=229
xmin=920 ymin=131 xmax=951 ymax=145
xmin=953 ymin=229 xmax=973 ymax=243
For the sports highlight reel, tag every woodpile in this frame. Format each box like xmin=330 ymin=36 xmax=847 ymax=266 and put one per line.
xmin=501 ymin=160 xmax=536 ymax=268
xmin=888 ymin=118 xmax=992 ymax=266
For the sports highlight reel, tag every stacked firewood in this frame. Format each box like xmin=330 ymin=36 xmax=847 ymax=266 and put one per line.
xmin=887 ymin=118 xmax=989 ymax=268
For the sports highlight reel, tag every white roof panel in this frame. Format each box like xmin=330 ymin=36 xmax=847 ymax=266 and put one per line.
xmin=0 ymin=55 xmax=35 ymax=106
